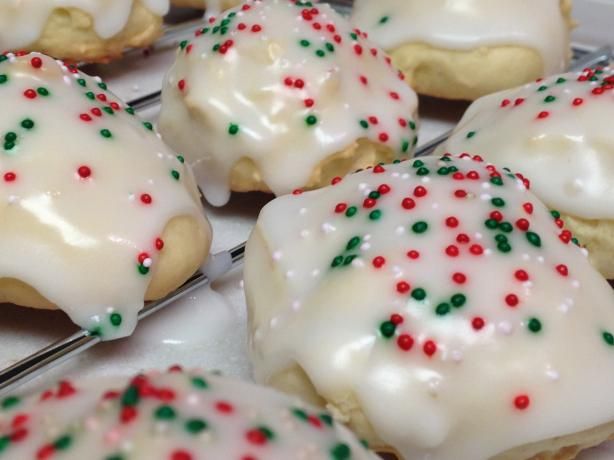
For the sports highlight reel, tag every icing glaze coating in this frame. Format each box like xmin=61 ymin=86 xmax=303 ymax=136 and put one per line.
xmin=0 ymin=0 xmax=169 ymax=51
xmin=245 ymin=155 xmax=614 ymax=459
xmin=0 ymin=367 xmax=377 ymax=459
xmin=159 ymin=0 xmax=419 ymax=206
xmin=351 ymin=0 xmax=570 ymax=75
xmin=0 ymin=52 xmax=208 ymax=340
xmin=440 ymin=67 xmax=614 ymax=220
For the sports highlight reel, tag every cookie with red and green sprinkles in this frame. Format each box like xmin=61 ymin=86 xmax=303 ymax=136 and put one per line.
xmin=440 ymin=66 xmax=614 ymax=277
xmin=0 ymin=52 xmax=211 ymax=340
xmin=0 ymin=366 xmax=376 ymax=459
xmin=245 ymin=154 xmax=614 ymax=460
xmin=159 ymin=0 xmax=419 ymax=206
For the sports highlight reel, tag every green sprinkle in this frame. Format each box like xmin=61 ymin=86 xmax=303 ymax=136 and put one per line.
xmin=138 ymin=264 xmax=149 ymax=275
xmin=556 ymin=77 xmax=566 ymax=84
xmin=526 ymin=232 xmax=542 ymax=247
xmin=343 ymin=255 xmax=357 ymax=266
xmin=143 ymin=122 xmax=153 ymax=131
xmin=437 ymin=167 xmax=450 ymax=175
xmin=191 ymin=377 xmax=208 ymax=389
xmin=495 ymin=234 xmax=508 ymax=244
xmin=100 ymin=129 xmax=112 ymax=139
xmin=346 ymin=236 xmax=361 ymax=251
xmin=550 ymin=210 xmax=561 ymax=219
xmin=1 ymin=396 xmax=20 ymax=410
xmin=350 ymin=32 xmax=358 ymax=40
xmin=416 ymin=167 xmax=430 ymax=176
xmin=466 ymin=131 xmax=476 ymax=139
xmin=325 ymin=42 xmax=335 ymax=52
xmin=412 ymin=160 xmax=424 ymax=168
xmin=185 ymin=418 xmax=208 ymax=434
xmin=110 ymin=313 xmax=122 ymax=327
xmin=176 ymin=155 xmax=185 ymax=163
xmin=305 ymin=115 xmax=318 ymax=126
xmin=528 ymin=318 xmax=542 ymax=333
xmin=0 ymin=56 xmax=6 ymax=63
xmin=315 ymin=49 xmax=326 ymax=58
xmin=499 ymin=222 xmax=513 ymax=233
xmin=258 ymin=426 xmax=275 ymax=440
xmin=171 ymin=170 xmax=180 ymax=180
xmin=155 ymin=405 xmax=176 ymax=420
xmin=292 ymin=408 xmax=308 ymax=421
xmin=369 ymin=209 xmax=382 ymax=221
xmin=402 ymin=139 xmax=410 ymax=152
xmin=331 ymin=256 xmax=344 ymax=268
xmin=320 ymin=413 xmax=333 ymax=426
xmin=451 ymin=294 xmax=466 ymax=308
xmin=0 ymin=437 xmax=10 ymax=452
xmin=21 ymin=119 xmax=34 ymax=130
xmin=76 ymin=78 xmax=87 ymax=87
xmin=106 ymin=455 xmax=125 ymax=460
xmin=497 ymin=242 xmax=512 ymax=253
xmin=485 ymin=219 xmax=499 ymax=230
xmin=331 ymin=443 xmax=352 ymax=460
xmin=603 ymin=331 xmax=614 ymax=346
xmin=179 ymin=40 xmax=188 ymax=50
xmin=490 ymin=176 xmax=503 ymax=186
xmin=435 ymin=303 xmax=451 ymax=316
xmin=85 ymin=91 xmax=95 ymax=100
xmin=537 ymin=85 xmax=548 ymax=92
xmin=359 ymin=119 xmax=369 ymax=129
xmin=491 ymin=197 xmax=506 ymax=208
xmin=4 ymin=141 xmax=15 ymax=151
xmin=411 ymin=288 xmax=426 ymax=301
xmin=380 ymin=321 xmax=396 ymax=338
xmin=412 ymin=221 xmax=428 ymax=234
xmin=4 ymin=132 xmax=17 ymax=142
xmin=228 ymin=123 xmax=239 ymax=135
xmin=37 ymin=87 xmax=49 ymax=96
xmin=0 ymin=74 xmax=8 ymax=84
xmin=125 ymin=107 xmax=135 ymax=115
xmin=378 ymin=15 xmax=390 ymax=24
xmin=544 ymin=95 xmax=556 ymax=103
xmin=409 ymin=120 xmax=416 ymax=130
xmin=121 ymin=385 xmax=140 ymax=406
xmin=368 ymin=191 xmax=380 ymax=199
xmin=300 ymin=39 xmax=310 ymax=47
xmin=54 ymin=435 xmax=72 ymax=450
xmin=345 ymin=206 xmax=357 ymax=217
xmin=98 ymin=82 xmax=108 ymax=90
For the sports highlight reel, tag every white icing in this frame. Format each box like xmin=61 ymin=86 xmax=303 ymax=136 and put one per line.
xmin=0 ymin=53 xmax=208 ymax=340
xmin=351 ymin=0 xmax=570 ymax=75
xmin=0 ymin=369 xmax=377 ymax=459
xmin=0 ymin=0 xmax=169 ymax=50
xmin=440 ymin=67 xmax=614 ymax=220
xmin=159 ymin=0 xmax=419 ymax=206
xmin=245 ymin=155 xmax=614 ymax=459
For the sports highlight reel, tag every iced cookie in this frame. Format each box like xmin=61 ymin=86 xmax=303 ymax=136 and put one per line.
xmin=245 ymin=154 xmax=614 ymax=459
xmin=0 ymin=52 xmax=211 ymax=339
xmin=0 ymin=367 xmax=377 ymax=459
xmin=0 ymin=1 xmax=169 ymax=63
xmin=351 ymin=0 xmax=573 ymax=100
xmin=159 ymin=0 xmax=419 ymax=206
xmin=440 ymin=66 xmax=614 ymax=278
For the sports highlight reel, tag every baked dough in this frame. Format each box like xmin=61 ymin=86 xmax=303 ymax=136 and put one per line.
xmin=159 ymin=0 xmax=419 ymax=206
xmin=245 ymin=154 xmax=614 ymax=459
xmin=439 ymin=66 xmax=614 ymax=278
xmin=171 ymin=0 xmax=242 ymax=11
xmin=0 ymin=53 xmax=211 ymax=340
xmin=351 ymin=0 xmax=573 ymax=101
xmin=0 ymin=0 xmax=169 ymax=63
xmin=0 ymin=367 xmax=378 ymax=459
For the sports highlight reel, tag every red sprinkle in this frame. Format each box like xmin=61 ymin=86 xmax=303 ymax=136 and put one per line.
xmin=472 ymin=317 xmax=485 ymax=331
xmin=31 ymin=57 xmax=43 ymax=69
xmin=372 ymin=256 xmax=386 ymax=268
xmin=514 ymin=394 xmax=531 ymax=410
xmin=171 ymin=450 xmax=193 ymax=460
xmin=452 ymin=272 xmax=467 ymax=284
xmin=514 ymin=270 xmax=529 ymax=282
xmin=407 ymin=250 xmax=420 ymax=260
xmin=140 ymin=193 xmax=152 ymax=205
xmin=505 ymin=294 xmax=519 ymax=307
xmin=397 ymin=334 xmax=414 ymax=351
xmin=423 ymin=340 xmax=437 ymax=357
xmin=556 ymin=264 xmax=569 ymax=277
xmin=77 ymin=166 xmax=91 ymax=179
xmin=396 ymin=281 xmax=411 ymax=294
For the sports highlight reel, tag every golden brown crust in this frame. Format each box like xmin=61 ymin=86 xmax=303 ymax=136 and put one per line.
xmin=559 ymin=214 xmax=614 ymax=280
xmin=388 ymin=0 xmax=573 ymax=101
xmin=171 ymin=0 xmax=241 ymax=10
xmin=229 ymin=138 xmax=397 ymax=194
xmin=22 ymin=1 xmax=163 ymax=63
xmin=0 ymin=214 xmax=212 ymax=311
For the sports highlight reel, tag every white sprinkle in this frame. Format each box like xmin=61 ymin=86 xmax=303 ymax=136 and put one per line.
xmin=187 ymin=393 xmax=200 ymax=406
xmin=581 ymin=248 xmax=589 ymax=257
xmin=558 ymin=303 xmax=571 ymax=314
xmin=401 ymin=173 xmax=410 ymax=180
xmin=363 ymin=234 xmax=372 ymax=241
xmin=391 ymin=172 xmax=400 ymax=178
xmin=321 ymin=222 xmax=336 ymax=234
xmin=481 ymin=182 xmax=492 ymax=190
xmin=94 ymin=75 xmax=103 ymax=83
xmin=392 ymin=265 xmax=403 ymax=278
xmin=63 ymin=75 xmax=72 ymax=85
xmin=451 ymin=350 xmax=464 ymax=363
xmin=522 ymin=253 xmax=531 ymax=261
xmin=484 ymin=248 xmax=493 ymax=256
xmin=360 ymin=243 xmax=371 ymax=251
xmin=480 ymin=193 xmax=492 ymax=201
xmin=497 ymin=321 xmax=513 ymax=335
xmin=299 ymin=229 xmax=310 ymax=239
xmin=239 ymin=279 xmax=244 ymax=288
xmin=395 ymin=225 xmax=405 ymax=236
xmin=291 ymin=300 xmax=301 ymax=312
xmin=358 ymin=182 xmax=368 ymax=191
xmin=143 ymin=258 xmax=153 ymax=268
xmin=7 ymin=195 xmax=19 ymax=204
xmin=431 ymin=202 xmax=439 ymax=210
xmin=299 ymin=207 xmax=308 ymax=215
xmin=571 ymin=280 xmax=580 ymax=288
xmin=474 ymin=232 xmax=483 ymax=240
xmin=421 ymin=176 xmax=431 ymax=183
xmin=272 ymin=250 xmax=283 ymax=261
xmin=128 ymin=194 xmax=136 ymax=201
xmin=270 ymin=317 xmax=279 ymax=329
xmin=285 ymin=270 xmax=295 ymax=279
xmin=311 ymin=269 xmax=320 ymax=277
xmin=351 ymin=258 xmax=365 ymax=268
xmin=546 ymin=366 xmax=560 ymax=382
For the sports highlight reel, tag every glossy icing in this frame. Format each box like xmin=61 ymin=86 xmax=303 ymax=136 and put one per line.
xmin=440 ymin=67 xmax=614 ymax=220
xmin=245 ymin=155 xmax=614 ymax=459
xmin=0 ymin=52 xmax=207 ymax=340
xmin=0 ymin=0 xmax=169 ymax=51
xmin=159 ymin=0 xmax=419 ymax=206
xmin=351 ymin=0 xmax=570 ymax=75
xmin=0 ymin=368 xmax=377 ymax=459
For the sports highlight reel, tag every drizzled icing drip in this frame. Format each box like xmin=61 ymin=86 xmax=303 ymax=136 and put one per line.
xmin=0 ymin=367 xmax=377 ymax=459
xmin=245 ymin=155 xmax=614 ymax=459
xmin=159 ymin=0 xmax=419 ymax=206
xmin=0 ymin=0 xmax=169 ymax=50
xmin=351 ymin=0 xmax=570 ymax=75
xmin=0 ymin=53 xmax=207 ymax=340
xmin=440 ymin=66 xmax=614 ymax=220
